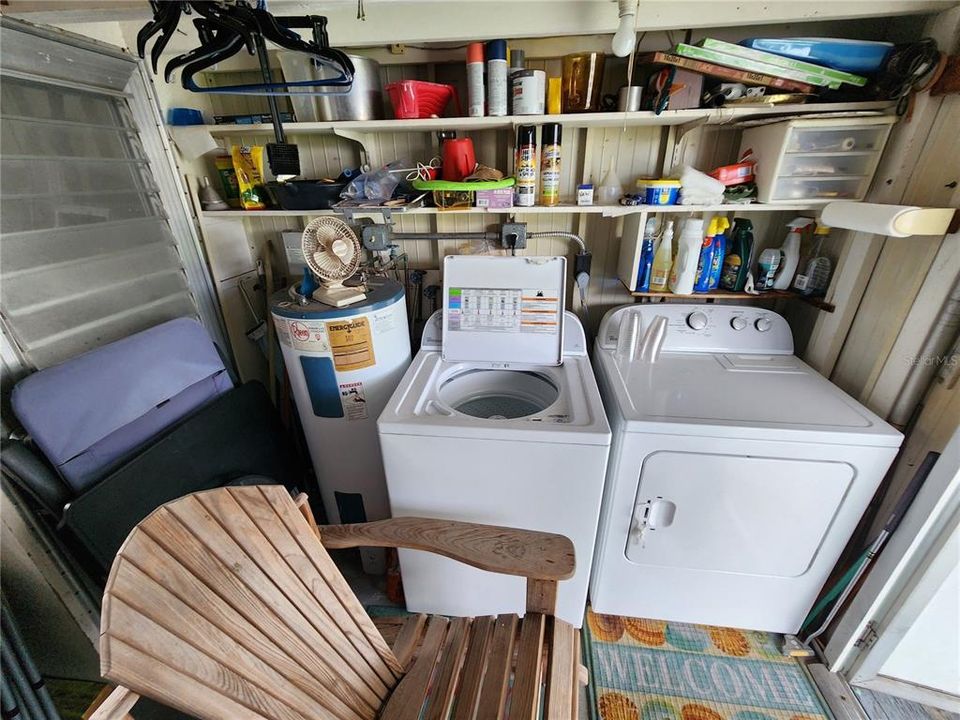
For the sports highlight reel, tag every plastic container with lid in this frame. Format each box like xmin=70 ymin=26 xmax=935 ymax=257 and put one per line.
xmin=638 ymin=179 xmax=681 ymax=205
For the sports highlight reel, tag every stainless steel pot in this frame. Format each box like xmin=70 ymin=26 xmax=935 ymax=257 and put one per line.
xmin=316 ymin=55 xmax=384 ymax=121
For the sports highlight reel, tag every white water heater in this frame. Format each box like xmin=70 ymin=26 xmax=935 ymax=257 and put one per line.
xmin=271 ymin=278 xmax=410 ymax=572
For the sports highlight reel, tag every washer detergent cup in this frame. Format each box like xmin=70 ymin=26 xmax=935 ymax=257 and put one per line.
xmin=377 ymin=255 xmax=611 ymax=627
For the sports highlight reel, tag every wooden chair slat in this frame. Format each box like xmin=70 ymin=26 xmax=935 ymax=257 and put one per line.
xmin=85 ymin=686 xmax=138 ymax=720
xmin=475 ymin=614 xmax=518 ymax=720
xmin=450 ymin=615 xmax=495 ymax=720
xmin=424 ymin=617 xmax=471 ymax=720
xmin=544 ymin=617 xmax=576 ymax=720
xmin=187 ymin=491 xmax=391 ymax=698
xmin=256 ymin=486 xmax=404 ymax=677
xmin=572 ymin=629 xmax=582 ymax=720
xmin=229 ymin=487 xmax=400 ymax=684
xmin=380 ymin=617 xmax=449 ymax=720
xmin=106 ymin=637 xmax=273 ymax=720
xmin=105 ymin=599 xmax=314 ymax=720
xmin=509 ymin=613 xmax=546 ymax=720
xmin=525 ymin=579 xmax=558 ymax=615
xmin=391 ymin=614 xmax=428 ymax=670
xmin=127 ymin=511 xmax=380 ymax=717
xmin=113 ymin=532 xmax=364 ymax=720
xmin=109 ymin=561 xmax=364 ymax=720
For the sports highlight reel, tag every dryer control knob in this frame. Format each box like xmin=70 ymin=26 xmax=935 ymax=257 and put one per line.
xmin=755 ymin=317 xmax=773 ymax=332
xmin=731 ymin=316 xmax=747 ymax=331
xmin=686 ymin=311 xmax=708 ymax=330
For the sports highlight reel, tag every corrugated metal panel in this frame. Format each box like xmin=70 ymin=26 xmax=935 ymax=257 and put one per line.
xmin=0 ymin=26 xmax=199 ymax=371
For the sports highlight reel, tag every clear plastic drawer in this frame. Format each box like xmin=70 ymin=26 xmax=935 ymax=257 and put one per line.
xmin=786 ymin=127 xmax=888 ymax=154
xmin=772 ymin=176 xmax=866 ymax=201
xmin=780 ymin=153 xmax=876 ymax=177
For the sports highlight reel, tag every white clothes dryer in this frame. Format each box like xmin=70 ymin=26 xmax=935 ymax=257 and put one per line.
xmin=590 ymin=304 xmax=903 ymax=633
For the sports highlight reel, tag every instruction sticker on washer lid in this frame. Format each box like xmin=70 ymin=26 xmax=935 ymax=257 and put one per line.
xmin=448 ymin=288 xmax=522 ymax=333
xmin=274 ymin=316 xmax=292 ymax=347
xmin=325 ymin=317 xmax=376 ymax=371
xmin=338 ymin=381 xmax=368 ymax=421
xmin=448 ymin=287 xmax=559 ymax=334
xmin=520 ymin=288 xmax=560 ymax=334
xmin=289 ymin=319 xmax=330 ymax=352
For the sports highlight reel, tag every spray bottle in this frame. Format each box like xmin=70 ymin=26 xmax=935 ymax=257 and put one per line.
xmin=707 ymin=217 xmax=730 ymax=290
xmin=693 ymin=217 xmax=719 ymax=293
xmin=514 ymin=125 xmax=537 ymax=207
xmin=772 ymin=217 xmax=811 ymax=290
xmin=650 ymin=220 xmax=674 ymax=291
xmin=485 ymin=40 xmax=508 ymax=117
xmin=635 ymin=217 xmax=657 ymax=291
xmin=466 ymin=43 xmax=485 ymax=117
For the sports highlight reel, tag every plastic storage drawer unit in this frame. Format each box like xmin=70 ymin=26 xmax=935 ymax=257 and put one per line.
xmin=740 ymin=116 xmax=895 ymax=204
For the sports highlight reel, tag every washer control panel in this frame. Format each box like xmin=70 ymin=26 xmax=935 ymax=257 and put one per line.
xmin=599 ymin=304 xmax=794 ymax=354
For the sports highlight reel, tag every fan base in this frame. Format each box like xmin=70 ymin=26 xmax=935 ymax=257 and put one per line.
xmin=312 ymin=284 xmax=367 ymax=308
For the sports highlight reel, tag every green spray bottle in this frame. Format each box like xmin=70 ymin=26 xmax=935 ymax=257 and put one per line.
xmin=719 ymin=218 xmax=754 ymax=292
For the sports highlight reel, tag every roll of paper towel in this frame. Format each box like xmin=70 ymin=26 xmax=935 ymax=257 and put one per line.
xmin=822 ymin=202 xmax=955 ymax=237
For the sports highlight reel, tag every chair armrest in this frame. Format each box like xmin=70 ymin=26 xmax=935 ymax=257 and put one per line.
xmin=320 ymin=517 xmax=575 ymax=581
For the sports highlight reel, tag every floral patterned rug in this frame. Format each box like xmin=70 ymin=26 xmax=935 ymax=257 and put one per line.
xmin=583 ymin=608 xmax=830 ymax=720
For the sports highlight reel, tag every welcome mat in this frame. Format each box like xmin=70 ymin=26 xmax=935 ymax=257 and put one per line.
xmin=583 ymin=608 xmax=830 ymax=720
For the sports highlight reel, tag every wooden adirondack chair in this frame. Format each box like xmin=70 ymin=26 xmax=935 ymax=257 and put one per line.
xmin=88 ymin=485 xmax=585 ymax=720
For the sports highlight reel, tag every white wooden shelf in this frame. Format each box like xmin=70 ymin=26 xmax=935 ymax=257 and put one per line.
xmin=199 ymin=202 xmax=824 ymax=219
xmin=203 ymin=101 xmax=895 ymax=136
xmin=622 ymin=284 xmax=836 ymax=313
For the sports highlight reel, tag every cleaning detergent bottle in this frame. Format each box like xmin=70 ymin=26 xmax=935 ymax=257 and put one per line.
xmin=755 ymin=248 xmax=781 ymax=290
xmin=635 ymin=217 xmax=657 ymax=291
xmin=650 ymin=220 xmax=674 ymax=291
xmin=720 ymin=218 xmax=754 ymax=292
xmin=707 ymin=217 xmax=730 ymax=290
xmin=693 ymin=217 xmax=719 ymax=293
xmin=772 ymin=218 xmax=810 ymax=290
xmin=669 ymin=217 xmax=704 ymax=295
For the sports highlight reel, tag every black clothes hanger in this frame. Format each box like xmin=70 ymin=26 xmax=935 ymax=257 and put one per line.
xmin=138 ymin=0 xmax=355 ymax=96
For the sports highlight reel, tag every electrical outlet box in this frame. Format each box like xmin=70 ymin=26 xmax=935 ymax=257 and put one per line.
xmin=390 ymin=43 xmax=406 ymax=54
xmin=361 ymin=224 xmax=392 ymax=251
xmin=500 ymin=222 xmax=527 ymax=250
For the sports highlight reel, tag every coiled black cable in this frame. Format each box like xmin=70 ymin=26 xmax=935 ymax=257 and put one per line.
xmin=876 ymin=38 xmax=941 ymax=102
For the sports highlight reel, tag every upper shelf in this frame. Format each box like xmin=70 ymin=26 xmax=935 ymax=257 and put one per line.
xmin=202 ymin=101 xmax=896 ymax=136
xmin=199 ymin=202 xmax=827 ymax=219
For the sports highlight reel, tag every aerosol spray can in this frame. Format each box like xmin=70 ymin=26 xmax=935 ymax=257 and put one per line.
xmin=540 ymin=123 xmax=562 ymax=206
xmin=485 ymin=40 xmax=508 ymax=117
xmin=515 ymin=125 xmax=537 ymax=207
xmin=466 ymin=43 xmax=485 ymax=117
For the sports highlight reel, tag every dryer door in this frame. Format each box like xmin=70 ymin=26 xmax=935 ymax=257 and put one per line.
xmin=625 ymin=451 xmax=854 ymax=577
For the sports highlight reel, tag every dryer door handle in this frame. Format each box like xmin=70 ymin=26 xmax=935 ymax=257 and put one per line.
xmin=629 ymin=497 xmax=677 ymax=545
xmin=647 ymin=498 xmax=677 ymax=529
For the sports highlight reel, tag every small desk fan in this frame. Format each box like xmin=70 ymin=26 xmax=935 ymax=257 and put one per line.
xmin=301 ymin=217 xmax=366 ymax=307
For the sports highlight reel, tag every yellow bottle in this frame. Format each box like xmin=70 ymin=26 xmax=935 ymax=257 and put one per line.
xmin=649 ymin=220 xmax=674 ymax=291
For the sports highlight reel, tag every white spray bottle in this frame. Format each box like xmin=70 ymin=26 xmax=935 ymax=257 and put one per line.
xmin=772 ymin=218 xmax=812 ymax=290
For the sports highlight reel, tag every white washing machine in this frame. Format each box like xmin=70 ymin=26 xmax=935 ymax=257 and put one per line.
xmin=378 ymin=255 xmax=611 ymax=627
xmin=590 ymin=304 xmax=903 ymax=634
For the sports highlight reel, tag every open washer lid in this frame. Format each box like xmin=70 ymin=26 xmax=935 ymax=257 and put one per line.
xmin=442 ymin=255 xmax=566 ymax=366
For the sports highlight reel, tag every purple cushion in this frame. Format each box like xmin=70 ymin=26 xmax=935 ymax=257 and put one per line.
xmin=12 ymin=317 xmax=232 ymax=493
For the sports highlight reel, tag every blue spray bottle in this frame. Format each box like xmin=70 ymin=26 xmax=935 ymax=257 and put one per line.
xmin=635 ymin=217 xmax=657 ymax=291
xmin=707 ymin=217 xmax=730 ymax=290
xmin=693 ymin=217 xmax=719 ymax=293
